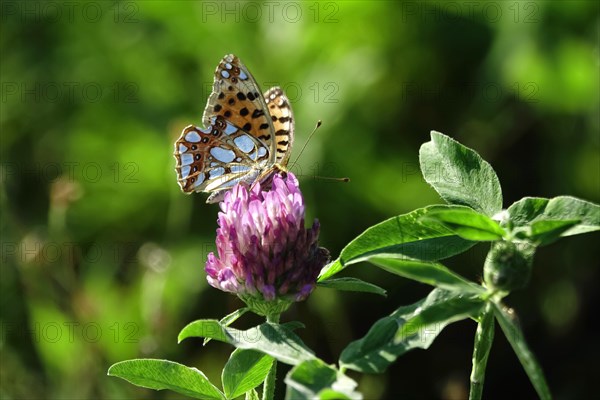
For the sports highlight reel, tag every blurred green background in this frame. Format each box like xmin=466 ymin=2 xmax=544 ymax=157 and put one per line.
xmin=2 ymin=1 xmax=599 ymax=399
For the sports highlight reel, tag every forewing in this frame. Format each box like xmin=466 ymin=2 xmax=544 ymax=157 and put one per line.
xmin=203 ymin=54 xmax=276 ymax=161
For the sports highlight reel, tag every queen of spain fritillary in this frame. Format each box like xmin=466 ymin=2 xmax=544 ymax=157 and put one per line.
xmin=173 ymin=54 xmax=294 ymax=203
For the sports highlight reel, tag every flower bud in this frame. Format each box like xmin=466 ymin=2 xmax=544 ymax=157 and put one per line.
xmin=484 ymin=241 xmax=534 ymax=291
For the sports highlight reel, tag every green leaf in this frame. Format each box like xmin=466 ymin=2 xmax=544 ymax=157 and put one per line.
xmin=318 ymin=206 xmax=475 ymax=281
xmin=222 ymin=349 xmax=274 ymax=399
xmin=492 ymin=303 xmax=551 ymax=400
xmin=284 ymin=359 xmax=361 ymax=400
xmin=245 ymin=388 xmax=260 ymax=400
xmin=508 ymin=196 xmax=600 ymax=241
xmin=204 ymin=308 xmax=249 ymax=346
xmin=419 ymin=131 xmax=503 ymax=216
xmin=367 ymin=255 xmax=484 ymax=294
xmin=469 ymin=303 xmax=495 ymax=400
xmin=317 ymin=390 xmax=356 ymax=399
xmin=425 ymin=205 xmax=506 ymax=241
xmin=317 ymin=277 xmax=386 ymax=296
xmin=281 ymin=321 xmax=305 ymax=331
xmin=108 ymin=359 xmax=225 ymax=399
xmin=507 ymin=197 xmax=548 ymax=226
xmin=340 ymin=289 xmax=484 ymax=373
xmin=528 ymin=219 xmax=581 ymax=246
xmin=178 ymin=320 xmax=314 ymax=366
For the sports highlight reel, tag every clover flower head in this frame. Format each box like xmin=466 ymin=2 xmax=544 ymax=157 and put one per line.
xmin=205 ymin=172 xmax=329 ymax=314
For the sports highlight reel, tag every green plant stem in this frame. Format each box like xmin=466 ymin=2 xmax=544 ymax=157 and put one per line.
xmin=262 ymin=313 xmax=280 ymax=400
xmin=469 ymin=302 xmax=495 ymax=400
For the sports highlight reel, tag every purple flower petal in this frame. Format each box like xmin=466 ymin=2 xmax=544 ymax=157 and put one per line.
xmin=204 ymin=173 xmax=329 ymax=304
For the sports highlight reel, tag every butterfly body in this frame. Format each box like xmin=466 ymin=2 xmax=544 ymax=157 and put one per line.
xmin=174 ymin=54 xmax=294 ymax=203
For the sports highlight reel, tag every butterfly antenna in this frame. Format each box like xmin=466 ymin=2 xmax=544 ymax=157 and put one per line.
xmin=291 ymin=120 xmax=322 ymax=169
xmin=312 ymin=175 xmax=350 ymax=183
xmin=290 ymin=120 xmax=350 ymax=183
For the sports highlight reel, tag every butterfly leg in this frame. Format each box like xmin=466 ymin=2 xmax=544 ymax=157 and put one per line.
xmin=206 ymin=189 xmax=229 ymax=204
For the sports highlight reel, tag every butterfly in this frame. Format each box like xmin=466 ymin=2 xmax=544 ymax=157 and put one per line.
xmin=173 ymin=54 xmax=294 ymax=203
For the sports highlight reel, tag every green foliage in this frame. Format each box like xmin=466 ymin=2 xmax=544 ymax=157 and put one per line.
xmin=4 ymin=2 xmax=598 ymax=398
xmin=222 ymin=350 xmax=274 ymax=399
xmin=317 ymin=277 xmax=387 ymax=296
xmin=492 ymin=304 xmax=551 ymax=400
xmin=508 ymin=197 xmax=600 ymax=243
xmin=285 ymin=359 xmax=360 ymax=400
xmin=423 ymin=206 xmax=507 ymax=241
xmin=340 ymin=288 xmax=484 ymax=374
xmin=204 ymin=308 xmax=249 ymax=346
xmin=178 ymin=320 xmax=315 ymax=366
xmin=366 ymin=256 xmax=482 ymax=294
xmin=107 ymin=131 xmax=597 ymax=399
xmin=419 ymin=132 xmax=503 ymax=216
xmin=319 ymin=206 xmax=476 ymax=280
xmin=107 ymin=359 xmax=225 ymax=399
